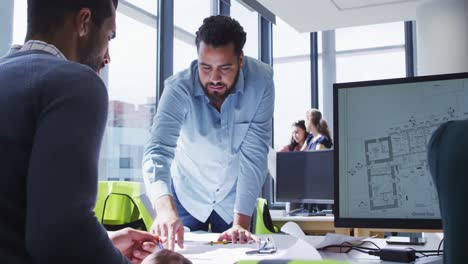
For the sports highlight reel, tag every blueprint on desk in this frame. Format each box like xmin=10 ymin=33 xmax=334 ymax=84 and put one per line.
xmin=179 ymin=229 xmax=323 ymax=264
xmin=339 ymin=78 xmax=468 ymax=219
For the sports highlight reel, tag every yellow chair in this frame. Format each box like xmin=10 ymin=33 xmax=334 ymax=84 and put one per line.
xmin=253 ymin=198 xmax=279 ymax=234
xmin=94 ymin=181 xmax=153 ymax=231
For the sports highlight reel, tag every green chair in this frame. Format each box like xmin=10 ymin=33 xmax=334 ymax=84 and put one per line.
xmin=253 ymin=198 xmax=279 ymax=234
xmin=94 ymin=181 xmax=154 ymax=231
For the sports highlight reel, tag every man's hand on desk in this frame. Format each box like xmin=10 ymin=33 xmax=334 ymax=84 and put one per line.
xmin=109 ymin=227 xmax=162 ymax=264
xmin=218 ymin=213 xmax=253 ymax=244
xmin=218 ymin=224 xmax=253 ymax=244
xmin=151 ymin=195 xmax=185 ymax=251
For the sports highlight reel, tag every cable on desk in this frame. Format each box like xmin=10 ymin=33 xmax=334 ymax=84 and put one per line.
xmin=437 ymin=238 xmax=444 ymax=255
xmin=320 ymin=241 xmax=443 ymax=263
xmin=320 ymin=245 xmax=362 ymax=254
xmin=341 ymin=240 xmax=381 ymax=250
xmin=405 ymin=247 xmax=445 ymax=258
xmin=320 ymin=240 xmax=381 ymax=254
xmin=406 ymin=248 xmax=427 ymax=257
xmin=421 ymin=254 xmax=444 ymax=257
xmin=408 ymin=250 xmax=443 ymax=253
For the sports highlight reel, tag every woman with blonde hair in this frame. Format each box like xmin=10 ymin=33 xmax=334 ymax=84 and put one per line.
xmin=301 ymin=109 xmax=333 ymax=151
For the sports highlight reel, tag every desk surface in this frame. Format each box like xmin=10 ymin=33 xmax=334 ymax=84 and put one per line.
xmin=178 ymin=231 xmax=443 ymax=264
xmin=271 ymin=214 xmax=351 ymax=236
xmin=270 ymin=213 xmax=442 ymax=238
xmin=272 ymin=215 xmax=334 ymax=222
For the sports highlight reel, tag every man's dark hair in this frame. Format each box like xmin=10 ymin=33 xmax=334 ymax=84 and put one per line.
xmin=26 ymin=0 xmax=118 ymax=40
xmin=195 ymin=15 xmax=246 ymax=56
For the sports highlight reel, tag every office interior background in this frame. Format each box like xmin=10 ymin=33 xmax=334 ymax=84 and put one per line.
xmin=1 ymin=0 xmax=466 ymax=204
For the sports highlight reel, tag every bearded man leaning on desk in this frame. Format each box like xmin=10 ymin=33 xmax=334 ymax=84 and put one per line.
xmin=143 ymin=15 xmax=275 ymax=250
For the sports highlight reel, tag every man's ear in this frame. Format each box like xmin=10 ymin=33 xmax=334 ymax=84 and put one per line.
xmin=75 ymin=8 xmax=92 ymax=37
xmin=239 ymin=51 xmax=244 ymax=68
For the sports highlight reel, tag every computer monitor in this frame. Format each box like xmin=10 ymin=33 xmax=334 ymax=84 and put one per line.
xmin=276 ymin=150 xmax=334 ymax=204
xmin=334 ymin=72 xmax=468 ymax=229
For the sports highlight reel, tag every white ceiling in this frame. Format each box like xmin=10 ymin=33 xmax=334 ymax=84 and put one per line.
xmin=257 ymin=0 xmax=429 ymax=32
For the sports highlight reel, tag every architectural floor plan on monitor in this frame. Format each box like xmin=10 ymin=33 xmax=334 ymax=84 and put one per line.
xmin=341 ymin=78 xmax=468 ymax=219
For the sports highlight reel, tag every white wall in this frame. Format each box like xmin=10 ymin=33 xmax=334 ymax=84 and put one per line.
xmin=416 ymin=0 xmax=468 ymax=75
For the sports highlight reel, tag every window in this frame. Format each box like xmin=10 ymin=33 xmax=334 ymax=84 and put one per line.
xmin=336 ymin=50 xmax=406 ymax=82
xmin=12 ymin=0 xmax=27 ymax=45
xmin=173 ymin=0 xmax=212 ymax=74
xmin=274 ymin=18 xmax=310 ymax=58
xmin=119 ymin=158 xmax=132 ymax=169
xmin=173 ymin=37 xmax=197 ymax=74
xmin=126 ymin=0 xmax=157 ymax=15
xmin=231 ymin=0 xmax=259 ymax=59
xmin=318 ymin=22 xmax=407 ymax=135
xmin=175 ymin=0 xmax=213 ymax=35
xmin=336 ymin=22 xmax=405 ymax=52
xmin=119 ymin=144 xmax=144 ymax=180
xmin=100 ymin=6 xmax=158 ymax=182
xmin=335 ymin=22 xmax=406 ymax=83
xmin=273 ymin=17 xmax=311 ymax=150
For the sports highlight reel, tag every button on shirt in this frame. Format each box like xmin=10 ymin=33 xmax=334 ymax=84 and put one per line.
xmin=143 ymin=56 xmax=274 ymax=224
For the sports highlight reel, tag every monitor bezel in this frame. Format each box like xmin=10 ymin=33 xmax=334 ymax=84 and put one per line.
xmin=333 ymin=71 xmax=468 ymax=229
xmin=275 ymin=150 xmax=334 ymax=205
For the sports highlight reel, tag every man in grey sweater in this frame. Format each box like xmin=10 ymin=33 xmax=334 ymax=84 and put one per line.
xmin=0 ymin=0 xmax=190 ymax=263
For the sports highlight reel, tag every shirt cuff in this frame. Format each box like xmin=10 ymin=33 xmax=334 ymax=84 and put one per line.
xmin=147 ymin=180 xmax=173 ymax=203
xmin=234 ymin=195 xmax=257 ymax=217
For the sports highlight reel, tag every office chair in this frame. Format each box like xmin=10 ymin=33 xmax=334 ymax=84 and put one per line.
xmin=428 ymin=120 xmax=468 ymax=264
xmin=252 ymin=198 xmax=279 ymax=235
xmin=94 ymin=181 xmax=154 ymax=231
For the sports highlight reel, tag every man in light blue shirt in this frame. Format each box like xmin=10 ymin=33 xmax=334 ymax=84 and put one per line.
xmin=143 ymin=15 xmax=274 ymax=250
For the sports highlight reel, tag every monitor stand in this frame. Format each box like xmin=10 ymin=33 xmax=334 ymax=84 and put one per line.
xmin=386 ymin=236 xmax=427 ymax=245
xmin=287 ymin=203 xmax=328 ymax=216
xmin=288 ymin=208 xmax=326 ymax=216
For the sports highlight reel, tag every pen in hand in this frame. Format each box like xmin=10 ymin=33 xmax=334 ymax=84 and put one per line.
xmin=157 ymin=239 xmax=164 ymax=251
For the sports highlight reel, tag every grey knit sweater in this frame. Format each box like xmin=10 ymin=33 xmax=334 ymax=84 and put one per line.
xmin=0 ymin=50 xmax=130 ymax=263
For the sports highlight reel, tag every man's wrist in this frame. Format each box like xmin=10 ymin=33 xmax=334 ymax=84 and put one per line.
xmin=155 ymin=195 xmax=177 ymax=215
xmin=233 ymin=212 xmax=251 ymax=230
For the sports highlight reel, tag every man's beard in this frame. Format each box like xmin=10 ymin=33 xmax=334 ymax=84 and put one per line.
xmin=201 ymin=68 xmax=240 ymax=104
xmin=79 ymin=28 xmax=104 ymax=73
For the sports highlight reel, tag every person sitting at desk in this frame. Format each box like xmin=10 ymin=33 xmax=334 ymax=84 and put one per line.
xmin=278 ymin=120 xmax=307 ymax=152
xmin=0 ymin=0 xmax=185 ymax=263
xmin=301 ymin=109 xmax=333 ymax=151
xmin=142 ymin=249 xmax=192 ymax=264
xmin=427 ymin=119 xmax=468 ymax=264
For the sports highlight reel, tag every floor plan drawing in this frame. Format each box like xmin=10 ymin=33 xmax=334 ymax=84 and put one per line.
xmin=340 ymin=78 xmax=468 ymax=219
xmin=352 ymin=107 xmax=468 ymax=217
